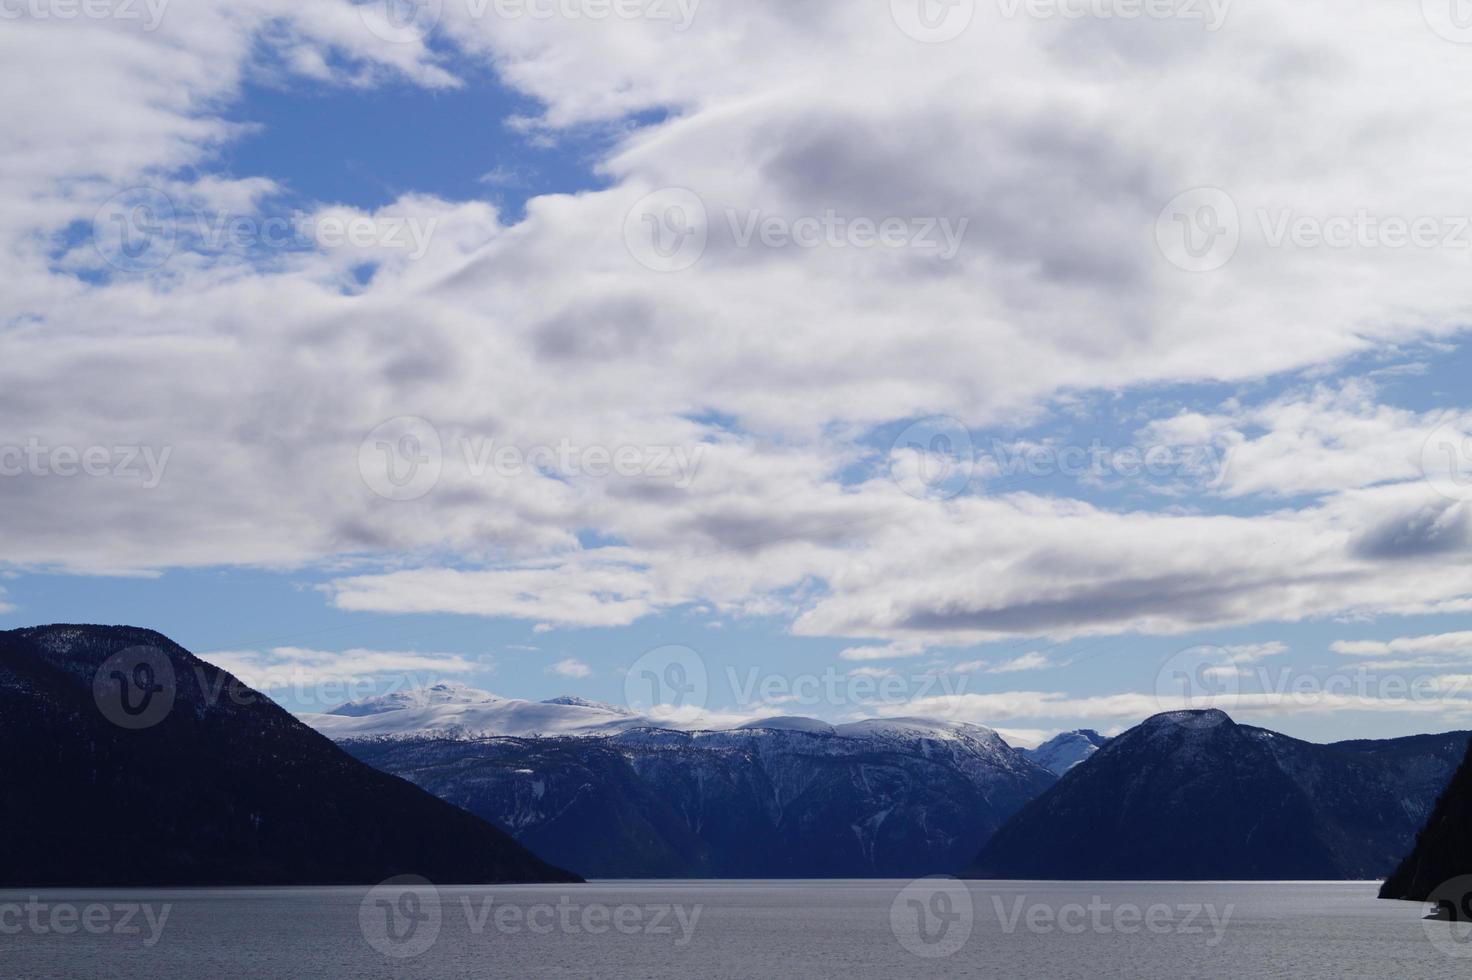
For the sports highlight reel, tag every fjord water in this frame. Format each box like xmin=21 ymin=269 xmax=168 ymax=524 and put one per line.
xmin=2 ymin=881 xmax=1462 ymax=978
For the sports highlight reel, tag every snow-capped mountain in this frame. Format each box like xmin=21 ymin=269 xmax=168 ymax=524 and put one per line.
xmin=969 ymin=709 xmax=1472 ymax=881
xmin=1023 ymin=729 xmax=1110 ymax=775
xmin=303 ymin=683 xmax=644 ymax=740
xmin=332 ymin=709 xmax=1059 ymax=878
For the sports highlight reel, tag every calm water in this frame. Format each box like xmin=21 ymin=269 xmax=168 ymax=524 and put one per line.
xmin=0 ymin=880 xmax=1464 ymax=978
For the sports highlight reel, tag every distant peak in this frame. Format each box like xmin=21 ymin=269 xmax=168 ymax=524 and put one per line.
xmin=327 ymin=682 xmax=497 ymax=717
xmin=737 ymin=716 xmax=836 ymax=735
xmin=1141 ymin=708 xmax=1234 ymax=730
xmin=540 ymin=696 xmax=635 ymax=716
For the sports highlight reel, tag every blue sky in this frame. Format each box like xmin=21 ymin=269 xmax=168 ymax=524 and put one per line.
xmin=5 ymin=1 xmax=1472 ymax=746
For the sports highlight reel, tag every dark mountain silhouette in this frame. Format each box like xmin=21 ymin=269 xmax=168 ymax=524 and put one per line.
xmin=0 ymin=625 xmax=579 ymax=886
xmin=1381 ymin=739 xmax=1472 ymax=901
xmin=968 ymin=709 xmax=1469 ymax=880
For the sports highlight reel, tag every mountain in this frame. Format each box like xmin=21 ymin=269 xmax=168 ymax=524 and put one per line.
xmin=333 ymin=713 xmax=1058 ymax=878
xmin=305 ymin=683 xmax=643 ymax=740
xmin=1381 ymin=739 xmax=1472 ymax=901
xmin=968 ymin=709 xmax=1471 ymax=881
xmin=0 ymin=625 xmax=579 ymax=886
xmin=1023 ymin=729 xmax=1109 ymax=775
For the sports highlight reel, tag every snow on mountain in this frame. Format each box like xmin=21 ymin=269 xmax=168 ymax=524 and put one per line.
xmin=304 ymin=685 xmax=644 ymax=740
xmin=737 ymin=716 xmax=837 ymax=734
xmin=340 ymin=707 xmax=1059 ymax=879
xmin=1022 ymin=729 xmax=1109 ymax=775
xmin=540 ymin=695 xmax=635 ymax=716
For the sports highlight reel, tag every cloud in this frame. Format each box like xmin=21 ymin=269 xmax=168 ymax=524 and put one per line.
xmin=1333 ymin=631 xmax=1472 ymax=658
xmin=549 ymin=658 xmax=592 ymax=679
xmin=7 ymin=0 xmax=1472 ymax=678
xmin=988 ymin=652 xmax=1055 ymax=673
xmin=201 ymin=646 xmax=480 ymax=692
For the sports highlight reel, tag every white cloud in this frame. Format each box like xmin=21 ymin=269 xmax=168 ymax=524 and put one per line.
xmin=1333 ymin=631 xmax=1472 ymax=658
xmin=988 ymin=652 xmax=1054 ymax=673
xmin=549 ymin=657 xmax=592 ymax=679
xmin=5 ymin=0 xmax=1472 ymax=674
xmin=202 ymin=646 xmax=479 ymax=692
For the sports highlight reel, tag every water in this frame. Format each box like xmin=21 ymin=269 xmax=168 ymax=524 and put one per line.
xmin=0 ymin=880 xmax=1464 ymax=978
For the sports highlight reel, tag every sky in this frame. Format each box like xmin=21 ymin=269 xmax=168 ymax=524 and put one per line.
xmin=5 ymin=0 xmax=1472 ymax=745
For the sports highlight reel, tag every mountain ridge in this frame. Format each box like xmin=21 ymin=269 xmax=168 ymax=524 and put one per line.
xmin=0 ymin=624 xmax=580 ymax=886
xmin=968 ymin=709 xmax=1471 ymax=881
